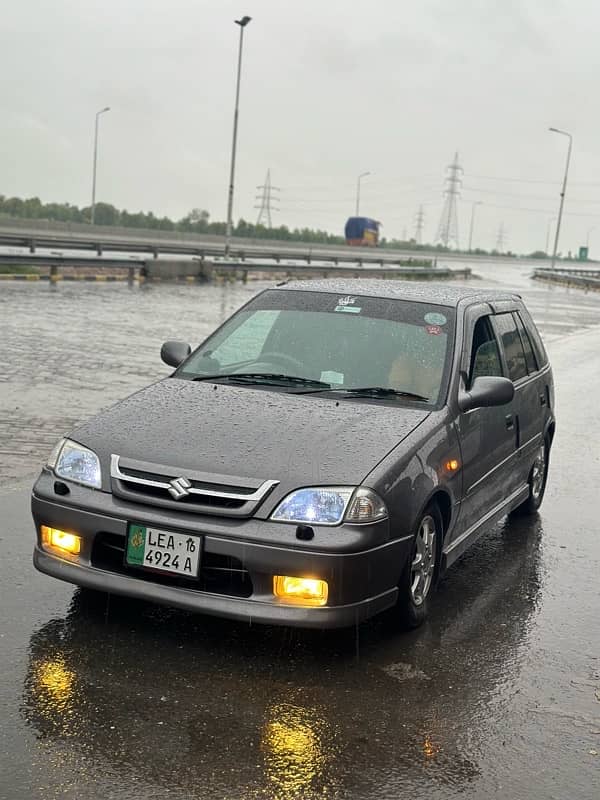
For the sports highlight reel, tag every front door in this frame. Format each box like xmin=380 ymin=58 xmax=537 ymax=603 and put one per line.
xmin=454 ymin=310 xmax=519 ymax=536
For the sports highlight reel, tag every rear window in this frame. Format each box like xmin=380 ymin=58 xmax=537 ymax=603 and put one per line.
xmin=514 ymin=312 xmax=538 ymax=374
xmin=517 ymin=309 xmax=548 ymax=368
xmin=493 ymin=313 xmax=528 ymax=381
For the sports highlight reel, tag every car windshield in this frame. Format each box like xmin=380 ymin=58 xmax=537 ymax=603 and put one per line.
xmin=178 ymin=289 xmax=456 ymax=404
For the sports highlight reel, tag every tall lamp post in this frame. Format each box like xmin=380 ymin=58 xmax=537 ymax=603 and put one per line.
xmin=355 ymin=171 xmax=370 ymax=216
xmin=91 ymin=106 xmax=110 ymax=225
xmin=545 ymin=217 xmax=557 ymax=255
xmin=468 ymin=201 xmax=483 ymax=252
xmin=225 ymin=15 xmax=252 ymax=257
xmin=549 ymin=127 xmax=573 ymax=270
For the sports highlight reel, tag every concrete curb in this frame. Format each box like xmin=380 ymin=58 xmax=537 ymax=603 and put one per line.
xmin=0 ymin=273 xmax=135 ymax=282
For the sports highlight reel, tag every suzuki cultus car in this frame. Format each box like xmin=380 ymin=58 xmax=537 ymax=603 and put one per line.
xmin=32 ymin=280 xmax=555 ymax=628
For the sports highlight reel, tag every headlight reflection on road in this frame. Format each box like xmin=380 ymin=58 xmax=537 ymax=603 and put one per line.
xmin=261 ymin=702 xmax=337 ymax=799
xmin=31 ymin=656 xmax=76 ymax=720
xmin=422 ymin=733 xmax=440 ymax=759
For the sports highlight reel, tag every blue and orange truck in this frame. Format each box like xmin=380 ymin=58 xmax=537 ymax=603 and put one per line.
xmin=344 ymin=217 xmax=380 ymax=247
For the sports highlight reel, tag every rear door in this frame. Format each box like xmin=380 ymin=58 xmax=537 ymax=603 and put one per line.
xmin=454 ymin=306 xmax=519 ymax=536
xmin=491 ymin=308 xmax=547 ymax=490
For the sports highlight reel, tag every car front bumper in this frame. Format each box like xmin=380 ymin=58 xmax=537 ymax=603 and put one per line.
xmin=31 ymin=474 xmax=412 ymax=629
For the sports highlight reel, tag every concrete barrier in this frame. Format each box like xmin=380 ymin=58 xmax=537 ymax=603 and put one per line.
xmin=532 ymin=268 xmax=600 ymax=291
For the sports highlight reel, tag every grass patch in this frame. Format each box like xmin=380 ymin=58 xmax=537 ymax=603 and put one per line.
xmin=0 ymin=264 xmax=40 ymax=274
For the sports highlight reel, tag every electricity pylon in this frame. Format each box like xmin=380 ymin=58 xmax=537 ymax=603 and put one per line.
xmin=414 ymin=205 xmax=425 ymax=244
xmin=255 ymin=169 xmax=280 ymax=227
xmin=436 ymin=152 xmax=463 ymax=248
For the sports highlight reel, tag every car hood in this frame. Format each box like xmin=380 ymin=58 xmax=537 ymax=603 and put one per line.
xmin=70 ymin=378 xmax=429 ymax=498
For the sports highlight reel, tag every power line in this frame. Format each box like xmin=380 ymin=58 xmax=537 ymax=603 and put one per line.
xmin=254 ymin=169 xmax=280 ymax=227
xmin=436 ymin=152 xmax=463 ymax=248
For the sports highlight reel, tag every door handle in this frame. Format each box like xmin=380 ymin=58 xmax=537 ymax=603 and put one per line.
xmin=539 ymin=393 xmax=547 ymax=406
xmin=505 ymin=414 xmax=514 ymax=430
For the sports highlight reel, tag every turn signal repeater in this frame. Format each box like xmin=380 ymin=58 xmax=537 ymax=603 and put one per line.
xmin=444 ymin=459 xmax=460 ymax=473
xmin=41 ymin=525 xmax=81 ymax=557
xmin=273 ymin=575 xmax=328 ymax=606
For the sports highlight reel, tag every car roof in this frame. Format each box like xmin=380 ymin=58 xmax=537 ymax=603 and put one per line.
xmin=276 ymin=279 xmax=521 ymax=308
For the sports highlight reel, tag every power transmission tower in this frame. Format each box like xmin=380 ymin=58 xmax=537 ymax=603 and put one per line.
xmin=496 ymin=222 xmax=507 ymax=253
xmin=255 ymin=169 xmax=280 ymax=227
xmin=414 ymin=205 xmax=425 ymax=244
xmin=436 ymin=152 xmax=463 ymax=248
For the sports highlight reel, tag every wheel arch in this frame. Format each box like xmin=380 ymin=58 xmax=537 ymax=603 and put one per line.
xmin=420 ymin=488 xmax=453 ymax=541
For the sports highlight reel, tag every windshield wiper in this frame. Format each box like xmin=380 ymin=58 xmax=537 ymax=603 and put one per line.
xmin=339 ymin=387 xmax=430 ymax=401
xmin=190 ymin=373 xmax=332 ymax=388
xmin=296 ymin=385 xmax=429 ymax=401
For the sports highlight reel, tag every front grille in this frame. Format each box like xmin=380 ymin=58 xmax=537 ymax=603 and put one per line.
xmin=91 ymin=532 xmax=253 ymax=598
xmin=110 ymin=454 xmax=278 ymax=518
xmin=121 ymin=467 xmax=257 ymax=496
xmin=120 ymin=481 xmax=246 ymax=510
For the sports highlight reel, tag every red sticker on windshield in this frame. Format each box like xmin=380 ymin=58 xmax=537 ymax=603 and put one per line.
xmin=426 ymin=325 xmax=442 ymax=335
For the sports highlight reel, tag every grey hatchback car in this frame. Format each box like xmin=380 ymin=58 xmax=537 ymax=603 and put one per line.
xmin=32 ymin=280 xmax=555 ymax=629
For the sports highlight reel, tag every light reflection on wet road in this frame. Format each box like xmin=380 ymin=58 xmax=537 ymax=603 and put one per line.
xmin=1 ymin=263 xmax=599 ymax=799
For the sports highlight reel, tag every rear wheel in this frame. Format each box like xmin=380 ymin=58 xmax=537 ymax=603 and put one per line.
xmin=396 ymin=504 xmax=442 ymax=629
xmin=513 ymin=440 xmax=549 ymax=515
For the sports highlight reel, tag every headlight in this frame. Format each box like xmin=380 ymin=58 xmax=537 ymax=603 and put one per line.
xmin=49 ymin=438 xmax=102 ymax=489
xmin=271 ymin=486 xmax=387 ymax=526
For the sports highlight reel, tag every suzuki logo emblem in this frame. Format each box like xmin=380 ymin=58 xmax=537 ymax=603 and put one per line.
xmin=168 ymin=476 xmax=192 ymax=500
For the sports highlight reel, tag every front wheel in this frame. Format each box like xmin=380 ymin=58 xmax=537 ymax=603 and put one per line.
xmin=395 ymin=504 xmax=442 ymax=629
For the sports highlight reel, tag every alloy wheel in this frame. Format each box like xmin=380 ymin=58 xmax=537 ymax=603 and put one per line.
xmin=531 ymin=445 xmax=546 ymax=501
xmin=410 ymin=515 xmax=437 ymax=606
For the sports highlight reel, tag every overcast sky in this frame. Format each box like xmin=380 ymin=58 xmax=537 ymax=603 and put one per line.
xmin=2 ymin=0 xmax=600 ymax=253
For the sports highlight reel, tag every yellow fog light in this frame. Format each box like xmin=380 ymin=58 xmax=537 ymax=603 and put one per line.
xmin=41 ymin=525 xmax=81 ymax=556
xmin=273 ymin=575 xmax=328 ymax=606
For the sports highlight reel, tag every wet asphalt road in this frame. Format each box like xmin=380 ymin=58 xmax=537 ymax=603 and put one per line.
xmin=1 ymin=263 xmax=599 ymax=799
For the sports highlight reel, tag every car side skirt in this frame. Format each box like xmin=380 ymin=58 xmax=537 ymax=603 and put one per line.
xmin=442 ymin=483 xmax=530 ymax=569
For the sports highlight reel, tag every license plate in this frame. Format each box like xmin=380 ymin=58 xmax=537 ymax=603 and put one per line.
xmin=126 ymin=524 xmax=201 ymax=578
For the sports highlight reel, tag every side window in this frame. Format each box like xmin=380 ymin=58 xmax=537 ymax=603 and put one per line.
xmin=514 ymin=312 xmax=538 ymax=373
xmin=468 ymin=316 xmax=503 ymax=388
xmin=209 ymin=310 xmax=280 ymax=367
xmin=518 ymin=309 xmax=547 ymax=368
xmin=493 ymin=313 xmax=528 ymax=382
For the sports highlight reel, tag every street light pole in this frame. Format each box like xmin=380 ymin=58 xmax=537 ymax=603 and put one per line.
xmin=468 ymin=201 xmax=482 ymax=252
xmin=355 ymin=171 xmax=370 ymax=216
xmin=549 ymin=127 xmax=573 ymax=271
xmin=545 ymin=217 xmax=557 ymax=255
xmin=91 ymin=107 xmax=110 ymax=225
xmin=225 ymin=15 xmax=251 ymax=257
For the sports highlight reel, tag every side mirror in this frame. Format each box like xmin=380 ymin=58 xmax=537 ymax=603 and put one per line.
xmin=161 ymin=340 xmax=191 ymax=368
xmin=458 ymin=376 xmax=514 ymax=413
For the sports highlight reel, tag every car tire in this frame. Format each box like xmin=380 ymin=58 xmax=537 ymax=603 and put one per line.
xmin=512 ymin=439 xmax=549 ymax=516
xmin=395 ymin=503 xmax=442 ymax=629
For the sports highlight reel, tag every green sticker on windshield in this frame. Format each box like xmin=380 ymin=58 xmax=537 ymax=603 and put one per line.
xmin=335 ymin=295 xmax=361 ymax=313
xmin=424 ymin=312 xmax=447 ymax=325
xmin=335 ymin=305 xmax=361 ymax=313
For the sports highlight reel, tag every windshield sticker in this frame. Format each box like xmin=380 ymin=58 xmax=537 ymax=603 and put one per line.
xmin=335 ymin=305 xmax=361 ymax=313
xmin=426 ymin=325 xmax=442 ymax=336
xmin=321 ymin=370 xmax=344 ymax=385
xmin=424 ymin=312 xmax=447 ymax=326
